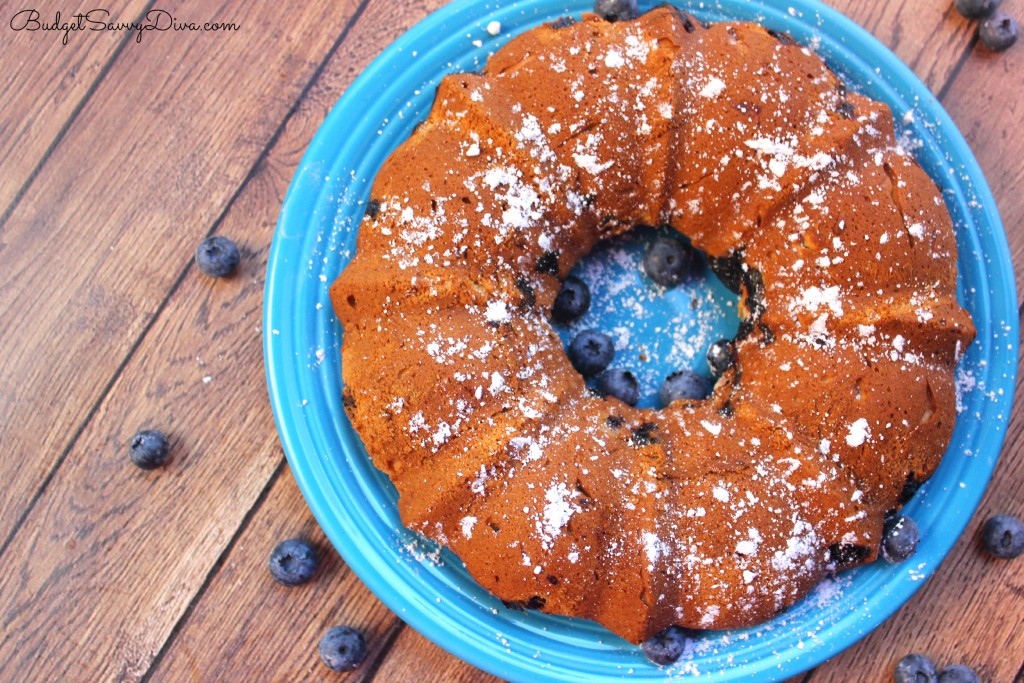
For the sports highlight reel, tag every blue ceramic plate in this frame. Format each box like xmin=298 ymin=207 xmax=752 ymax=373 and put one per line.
xmin=265 ymin=1 xmax=1018 ymax=680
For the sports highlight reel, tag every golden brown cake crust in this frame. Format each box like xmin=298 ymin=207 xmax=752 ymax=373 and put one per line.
xmin=330 ymin=7 xmax=975 ymax=644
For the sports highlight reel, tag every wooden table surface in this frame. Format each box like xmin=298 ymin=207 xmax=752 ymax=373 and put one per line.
xmin=2 ymin=0 xmax=1022 ymax=681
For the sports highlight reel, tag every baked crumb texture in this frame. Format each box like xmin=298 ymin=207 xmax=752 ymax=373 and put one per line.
xmin=330 ymin=7 xmax=976 ymax=644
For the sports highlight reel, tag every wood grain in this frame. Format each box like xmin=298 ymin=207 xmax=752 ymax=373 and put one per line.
xmin=821 ymin=0 xmax=976 ymax=93
xmin=370 ymin=628 xmax=504 ymax=683
xmin=0 ymin=1 xmax=435 ymax=681
xmin=0 ymin=0 xmax=151 ymax=218
xmin=936 ymin=9 xmax=1024 ymax=298
xmin=147 ymin=470 xmax=402 ymax=683
xmin=0 ymin=0 xmax=361 ymax=546
xmin=0 ymin=0 xmax=1021 ymax=681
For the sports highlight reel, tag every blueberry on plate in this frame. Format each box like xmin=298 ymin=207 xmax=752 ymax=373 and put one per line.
xmin=129 ymin=429 xmax=170 ymax=470
xmin=593 ymin=0 xmax=640 ymax=23
xmin=195 ymin=235 xmax=241 ymax=278
xmin=640 ymin=626 xmax=690 ymax=666
xmin=268 ymin=538 xmax=319 ymax=586
xmin=894 ymin=654 xmax=938 ymax=683
xmin=596 ymin=368 xmax=640 ymax=406
xmin=938 ymin=665 xmax=981 ymax=683
xmin=319 ymin=626 xmax=367 ymax=673
xmin=954 ymin=0 xmax=1001 ymax=19
xmin=881 ymin=513 xmax=920 ymax=563
xmin=551 ymin=275 xmax=591 ymax=324
xmin=660 ymin=370 xmax=711 ymax=407
xmin=568 ymin=329 xmax=615 ymax=376
xmin=981 ymin=514 xmax=1024 ymax=559
xmin=643 ymin=236 xmax=695 ymax=287
xmin=707 ymin=339 xmax=735 ymax=375
xmin=979 ymin=12 xmax=1019 ymax=51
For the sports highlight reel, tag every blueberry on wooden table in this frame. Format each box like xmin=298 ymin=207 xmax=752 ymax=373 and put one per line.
xmin=551 ymin=275 xmax=591 ymax=324
xmin=568 ymin=329 xmax=615 ymax=376
xmin=954 ymin=0 xmax=1002 ymax=19
xmin=268 ymin=538 xmax=319 ymax=586
xmin=128 ymin=429 xmax=170 ymax=470
xmin=880 ymin=513 xmax=920 ymax=563
xmin=596 ymin=368 xmax=640 ymax=406
xmin=660 ymin=370 xmax=710 ymax=407
xmin=981 ymin=513 xmax=1024 ymax=559
xmin=319 ymin=626 xmax=367 ymax=673
xmin=640 ymin=625 xmax=689 ymax=666
xmin=938 ymin=665 xmax=980 ymax=683
xmin=593 ymin=0 xmax=639 ymax=22
xmin=894 ymin=653 xmax=938 ymax=683
xmin=195 ymin=235 xmax=241 ymax=278
xmin=643 ymin=236 xmax=696 ymax=287
xmin=979 ymin=12 xmax=1019 ymax=51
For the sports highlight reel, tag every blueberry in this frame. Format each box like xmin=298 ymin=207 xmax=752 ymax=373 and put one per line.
xmin=552 ymin=276 xmax=591 ymax=324
xmin=707 ymin=339 xmax=735 ymax=375
xmin=129 ymin=429 xmax=170 ymax=470
xmin=640 ymin=626 xmax=690 ymax=666
xmin=195 ymin=235 xmax=240 ymax=278
xmin=643 ymin=237 xmax=696 ymax=287
xmin=894 ymin=654 xmax=938 ymax=683
xmin=881 ymin=514 xmax=920 ymax=563
xmin=708 ymin=252 xmax=744 ymax=293
xmin=268 ymin=538 xmax=319 ymax=586
xmin=828 ymin=542 xmax=870 ymax=566
xmin=596 ymin=368 xmax=640 ymax=406
xmin=954 ymin=0 xmax=1001 ymax=19
xmin=979 ymin=12 xmax=1018 ymax=51
xmin=318 ymin=626 xmax=367 ymax=673
xmin=660 ymin=370 xmax=711 ymax=406
xmin=593 ymin=0 xmax=640 ymax=22
xmin=568 ymin=330 xmax=615 ymax=376
xmin=981 ymin=514 xmax=1024 ymax=559
xmin=938 ymin=665 xmax=981 ymax=683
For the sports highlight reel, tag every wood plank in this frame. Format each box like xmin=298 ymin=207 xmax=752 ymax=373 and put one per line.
xmin=146 ymin=470 xmax=402 ymax=683
xmin=0 ymin=1 xmax=439 ymax=680
xmin=822 ymin=0 xmax=976 ymax=93
xmin=369 ymin=628 xmax=503 ymax=683
xmin=0 ymin=0 xmax=361 ymax=546
xmin=0 ymin=239 xmax=285 ymax=682
xmin=935 ymin=21 xmax=1024 ymax=298
xmin=0 ymin=0 xmax=151 ymax=217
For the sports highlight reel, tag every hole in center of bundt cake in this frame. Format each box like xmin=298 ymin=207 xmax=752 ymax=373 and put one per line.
xmin=551 ymin=225 xmax=741 ymax=409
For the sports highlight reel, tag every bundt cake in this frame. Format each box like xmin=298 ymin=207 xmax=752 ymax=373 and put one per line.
xmin=329 ymin=6 xmax=976 ymax=644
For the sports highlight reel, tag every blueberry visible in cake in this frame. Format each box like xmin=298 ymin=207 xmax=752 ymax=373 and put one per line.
xmin=551 ymin=275 xmax=591 ymax=323
xmin=706 ymin=339 xmax=735 ymax=375
xmin=329 ymin=6 xmax=975 ymax=644
xmin=643 ymin=235 xmax=696 ymax=287
xmin=660 ymin=369 xmax=711 ymax=406
xmin=567 ymin=329 xmax=615 ymax=376
xmin=596 ymin=368 xmax=640 ymax=406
